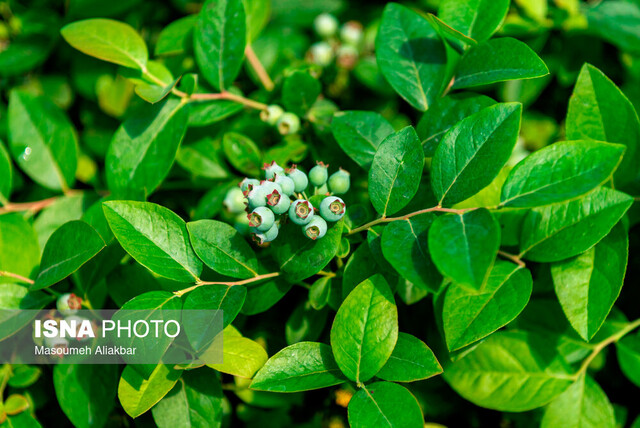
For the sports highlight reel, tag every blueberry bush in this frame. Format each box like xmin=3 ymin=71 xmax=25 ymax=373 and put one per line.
xmin=2 ymin=0 xmax=640 ymax=426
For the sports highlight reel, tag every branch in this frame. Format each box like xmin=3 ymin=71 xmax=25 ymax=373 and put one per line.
xmin=0 ymin=196 xmax=59 ymax=215
xmin=245 ymin=44 xmax=274 ymax=91
xmin=347 ymin=206 xmax=476 ymax=235
xmin=0 ymin=270 xmax=34 ymax=285
xmin=498 ymin=250 xmax=525 ymax=268
xmin=174 ymin=272 xmax=280 ymax=297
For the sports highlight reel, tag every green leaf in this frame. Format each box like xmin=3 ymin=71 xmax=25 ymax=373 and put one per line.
xmin=330 ymin=275 xmax=398 ymax=383
xmin=519 ymin=187 xmax=633 ymax=262
xmin=426 ymin=13 xmax=478 ymax=52
xmin=369 ymin=126 xmax=424 ymax=216
xmin=195 ymin=0 xmax=246 ymax=91
xmin=0 ymin=213 xmax=40 ymax=280
xmin=566 ymin=64 xmax=640 ymax=187
xmin=274 ymin=220 xmax=343 ymax=283
xmin=183 ymin=284 xmax=246 ymax=330
xmin=151 ymin=369 xmax=223 ymax=428
xmin=586 ymin=1 xmax=640 ymax=55
xmin=0 ymin=284 xmax=53 ymax=340
xmin=381 ymin=213 xmax=442 ymax=292
xmin=551 ymin=223 xmax=627 ymax=341
xmin=348 ymin=382 xmax=423 ymax=428
xmin=376 ymin=3 xmax=449 ymax=111
xmin=32 ymin=221 xmax=105 ymax=290
xmin=285 ymin=302 xmax=327 ymax=344
xmin=155 ymin=15 xmax=197 ymax=56
xmin=376 ymin=333 xmax=442 ymax=382
xmin=242 ymin=277 xmax=293 ymax=315
xmin=208 ymin=334 xmax=268 ymax=378
xmin=438 ymin=0 xmax=509 ymax=41
xmin=106 ymin=98 xmax=189 ymax=199
xmin=53 ymin=365 xmax=118 ymax=428
xmin=0 ymin=141 xmax=12 ymax=204
xmin=541 ymin=374 xmax=615 ymax=428
xmin=309 ymin=276 xmax=331 ymax=310
xmin=282 ymin=70 xmax=321 ymax=117
xmin=501 ymin=141 xmax=625 ymax=207
xmin=441 ymin=261 xmax=533 ymax=351
xmin=452 ymin=38 xmax=549 ymax=89
xmin=222 ymin=132 xmax=262 ymax=177
xmin=187 ymin=220 xmax=259 ymax=279
xmin=416 ymin=93 xmax=496 ymax=157
xmin=61 ymin=18 xmax=148 ymax=70
xmin=444 ymin=330 xmax=574 ymax=411
xmin=103 ymin=201 xmax=203 ymax=282
xmin=251 ymin=342 xmax=346 ymax=392
xmin=176 ymin=138 xmax=229 ymax=180
xmin=8 ymin=90 xmax=78 ymax=192
xmin=616 ymin=331 xmax=640 ymax=388
xmin=429 ymin=209 xmax=500 ymax=289
xmin=118 ymin=364 xmax=182 ymax=418
xmin=135 ymin=76 xmax=180 ymax=104
xmin=431 ymin=103 xmax=522 ymax=206
xmin=331 ymin=111 xmax=395 ymax=170
xmin=189 ymin=98 xmax=244 ymax=127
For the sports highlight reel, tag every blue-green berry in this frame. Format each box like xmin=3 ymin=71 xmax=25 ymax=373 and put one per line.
xmin=239 ymin=178 xmax=260 ymax=192
xmin=289 ymin=199 xmax=315 ymax=225
xmin=224 ymin=187 xmax=247 ymax=214
xmin=320 ymin=196 xmax=346 ymax=222
xmin=260 ymin=179 xmax=283 ymax=196
xmin=263 ymin=161 xmax=285 ymax=179
xmin=248 ymin=206 xmax=275 ymax=232
xmin=328 ymin=168 xmax=350 ymax=194
xmin=57 ymin=293 xmax=82 ymax=316
xmin=277 ymin=113 xmax=301 ymax=135
xmin=304 ymin=216 xmax=327 ymax=240
xmin=309 ymin=162 xmax=329 ymax=187
xmin=252 ymin=222 xmax=279 ymax=245
xmin=286 ymin=166 xmax=309 ymax=193
xmin=274 ymin=173 xmax=295 ymax=196
xmin=245 ymin=185 xmax=267 ymax=209
xmin=267 ymin=190 xmax=291 ymax=214
xmin=314 ymin=13 xmax=338 ymax=38
xmin=260 ymin=105 xmax=284 ymax=126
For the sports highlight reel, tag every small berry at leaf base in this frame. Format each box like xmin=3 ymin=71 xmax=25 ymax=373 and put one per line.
xmin=277 ymin=113 xmax=301 ymax=135
xmin=309 ymin=161 xmax=329 ymax=187
xmin=239 ymin=178 xmax=260 ymax=192
xmin=286 ymin=165 xmax=309 ymax=192
xmin=252 ymin=222 xmax=279 ymax=245
xmin=304 ymin=216 xmax=328 ymax=240
xmin=248 ymin=206 xmax=275 ymax=232
xmin=274 ymin=173 xmax=295 ymax=196
xmin=224 ymin=187 xmax=247 ymax=214
xmin=246 ymin=185 xmax=267 ymax=209
xmin=268 ymin=190 xmax=291 ymax=214
xmin=308 ymin=42 xmax=334 ymax=67
xmin=260 ymin=105 xmax=284 ymax=125
xmin=263 ymin=161 xmax=285 ymax=179
xmin=57 ymin=293 xmax=82 ymax=316
xmin=289 ymin=199 xmax=315 ymax=225
xmin=328 ymin=168 xmax=350 ymax=194
xmin=234 ymin=213 xmax=250 ymax=236
xmin=314 ymin=13 xmax=338 ymax=38
xmin=320 ymin=196 xmax=346 ymax=222
xmin=336 ymin=44 xmax=358 ymax=70
xmin=340 ymin=21 xmax=363 ymax=46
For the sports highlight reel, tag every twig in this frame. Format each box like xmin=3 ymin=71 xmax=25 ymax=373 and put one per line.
xmin=174 ymin=272 xmax=280 ymax=297
xmin=0 ymin=270 xmax=34 ymax=285
xmin=0 ymin=196 xmax=59 ymax=215
xmin=245 ymin=44 xmax=274 ymax=91
xmin=497 ymin=250 xmax=525 ymax=268
xmin=347 ymin=206 xmax=475 ymax=235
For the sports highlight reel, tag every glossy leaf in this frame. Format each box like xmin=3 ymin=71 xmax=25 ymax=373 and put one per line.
xmin=282 ymin=71 xmax=321 ymax=116
xmin=369 ymin=126 xmax=424 ymax=216
xmin=376 ymin=333 xmax=442 ymax=382
xmin=118 ymin=364 xmax=182 ymax=418
xmin=208 ymin=335 xmax=268 ymax=378
xmin=0 ymin=284 xmax=54 ymax=340
xmin=616 ymin=332 xmax=640 ymax=388
xmin=330 ymin=275 xmax=398 ymax=383
xmin=183 ymin=284 xmax=246 ymax=331
xmin=0 ymin=141 xmax=12 ymax=204
xmin=431 ymin=103 xmax=522 ymax=206
xmin=438 ymin=0 xmax=509 ymax=41
xmin=429 ymin=209 xmax=500 ymax=289
xmin=155 ymin=15 xmax=196 ymax=56
xmin=348 ymin=382 xmax=423 ymax=428
xmin=251 ymin=342 xmax=346 ymax=392
xmin=103 ymin=201 xmax=203 ymax=282
xmin=0 ymin=213 xmax=40 ymax=280
xmin=222 ymin=132 xmax=262 ymax=177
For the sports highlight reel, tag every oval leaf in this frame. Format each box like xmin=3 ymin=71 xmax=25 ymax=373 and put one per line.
xmin=118 ymin=364 xmax=182 ymax=418
xmin=376 ymin=333 xmax=442 ymax=382
xmin=331 ymin=111 xmax=394 ymax=170
xmin=348 ymin=382 xmax=424 ymax=428
xmin=438 ymin=0 xmax=509 ymax=41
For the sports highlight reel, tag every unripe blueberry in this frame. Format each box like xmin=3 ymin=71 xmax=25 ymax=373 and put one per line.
xmin=289 ymin=199 xmax=315 ymax=225
xmin=340 ymin=21 xmax=363 ymax=46
xmin=252 ymin=222 xmax=279 ymax=245
xmin=320 ymin=196 xmax=346 ymax=222
xmin=314 ymin=13 xmax=338 ymax=38
xmin=245 ymin=185 xmax=267 ymax=209
xmin=286 ymin=165 xmax=309 ymax=193
xmin=234 ymin=213 xmax=250 ymax=236
xmin=57 ymin=293 xmax=82 ymax=316
xmin=239 ymin=178 xmax=260 ymax=192
xmin=262 ymin=161 xmax=285 ymax=180
xmin=309 ymin=42 xmax=334 ymax=67
xmin=260 ymin=105 xmax=284 ymax=126
xmin=277 ymin=113 xmax=301 ymax=135
xmin=44 ymin=335 xmax=69 ymax=350
xmin=336 ymin=44 xmax=359 ymax=70
xmin=309 ymin=161 xmax=329 ymax=187
xmin=248 ymin=206 xmax=275 ymax=232
xmin=304 ymin=216 xmax=328 ymax=240
xmin=316 ymin=183 xmax=329 ymax=195
xmin=274 ymin=173 xmax=295 ymax=196
xmin=328 ymin=168 xmax=350 ymax=194
xmin=267 ymin=189 xmax=291 ymax=214
xmin=260 ymin=179 xmax=283 ymax=196
xmin=224 ymin=187 xmax=247 ymax=214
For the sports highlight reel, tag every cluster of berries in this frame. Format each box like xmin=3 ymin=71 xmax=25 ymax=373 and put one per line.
xmin=224 ymin=161 xmax=349 ymax=244
xmin=308 ymin=13 xmax=363 ymax=70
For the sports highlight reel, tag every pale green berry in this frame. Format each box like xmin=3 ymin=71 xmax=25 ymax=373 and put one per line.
xmin=246 ymin=185 xmax=267 ymax=209
xmin=328 ymin=168 xmax=350 ymax=194
xmin=234 ymin=213 xmax=250 ymax=235
xmin=340 ymin=21 xmax=363 ymax=46
xmin=248 ymin=206 xmax=275 ymax=232
xmin=289 ymin=199 xmax=315 ymax=225
xmin=260 ymin=105 xmax=284 ymax=125
xmin=239 ymin=177 xmax=260 ymax=192
xmin=314 ymin=13 xmax=338 ymax=38
xmin=252 ymin=222 xmax=279 ymax=245
xmin=44 ymin=335 xmax=69 ymax=349
xmin=315 ymin=183 xmax=329 ymax=195
xmin=304 ymin=216 xmax=328 ymax=240
xmin=57 ymin=293 xmax=82 ymax=316
xmin=263 ymin=161 xmax=285 ymax=179
xmin=277 ymin=113 xmax=301 ymax=135
xmin=267 ymin=189 xmax=291 ymax=214
xmin=309 ymin=42 xmax=334 ymax=67
xmin=260 ymin=180 xmax=283 ymax=196
xmin=274 ymin=173 xmax=295 ymax=196
xmin=224 ymin=187 xmax=247 ymax=214
xmin=309 ymin=162 xmax=329 ymax=187
xmin=320 ymin=196 xmax=346 ymax=222
xmin=336 ymin=44 xmax=358 ymax=69
xmin=286 ymin=165 xmax=309 ymax=193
